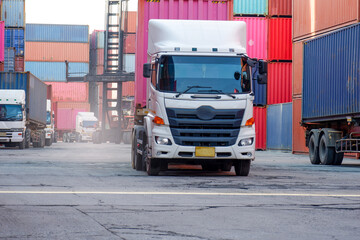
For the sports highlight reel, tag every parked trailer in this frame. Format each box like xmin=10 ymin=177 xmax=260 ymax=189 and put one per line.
xmin=0 ymin=72 xmax=47 ymax=148
xmin=302 ymin=23 xmax=360 ymax=165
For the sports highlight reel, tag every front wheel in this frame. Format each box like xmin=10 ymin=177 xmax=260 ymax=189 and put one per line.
xmin=234 ymin=160 xmax=251 ymax=176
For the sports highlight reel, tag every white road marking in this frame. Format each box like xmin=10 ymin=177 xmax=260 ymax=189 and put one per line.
xmin=0 ymin=191 xmax=359 ymax=197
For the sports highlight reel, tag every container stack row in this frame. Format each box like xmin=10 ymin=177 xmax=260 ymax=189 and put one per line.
xmin=24 ymin=23 xmax=91 ymax=138
xmin=292 ymin=0 xmax=360 ymax=156
xmin=0 ymin=0 xmax=25 ymax=72
xmin=233 ymin=0 xmax=292 ymax=150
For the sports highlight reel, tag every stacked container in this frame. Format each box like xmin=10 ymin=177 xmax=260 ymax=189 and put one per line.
xmin=0 ymin=21 xmax=5 ymax=71
xmin=233 ymin=0 xmax=292 ymax=150
xmin=1 ymin=0 xmax=25 ymax=72
xmin=292 ymin=0 xmax=360 ymax=157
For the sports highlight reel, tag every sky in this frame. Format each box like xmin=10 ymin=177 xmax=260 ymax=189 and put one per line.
xmin=26 ymin=0 xmax=138 ymax=32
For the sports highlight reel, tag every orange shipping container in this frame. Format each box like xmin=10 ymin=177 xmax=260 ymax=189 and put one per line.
xmin=25 ymin=42 xmax=89 ymax=62
xmin=292 ymin=97 xmax=308 ymax=154
xmin=45 ymin=82 xmax=89 ymax=102
xmin=124 ymin=33 xmax=136 ymax=54
xmin=127 ymin=12 xmax=137 ymax=33
xmin=293 ymin=0 xmax=360 ymax=41
xmin=292 ymin=41 xmax=303 ymax=97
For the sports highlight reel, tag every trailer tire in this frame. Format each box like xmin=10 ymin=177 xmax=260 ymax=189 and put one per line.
xmin=309 ymin=134 xmax=320 ymax=164
xmin=319 ymin=134 xmax=335 ymax=165
xmin=234 ymin=160 xmax=251 ymax=176
xmin=39 ymin=132 xmax=45 ymax=148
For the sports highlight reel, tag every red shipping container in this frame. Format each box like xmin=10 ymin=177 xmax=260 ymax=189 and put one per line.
xmin=0 ymin=62 xmax=4 ymax=71
xmin=268 ymin=0 xmax=292 ymax=16
xmin=292 ymin=97 xmax=308 ymax=154
xmin=122 ymin=81 xmax=135 ymax=96
xmin=254 ymin=106 xmax=267 ymax=150
xmin=292 ymin=41 xmax=303 ymax=97
xmin=267 ymin=62 xmax=292 ymax=105
xmin=234 ymin=17 xmax=268 ymax=59
xmin=55 ymin=102 xmax=90 ymax=130
xmin=14 ymin=57 xmax=24 ymax=71
xmin=268 ymin=18 xmax=292 ymax=60
xmin=136 ymin=0 xmax=233 ymax=107
xmin=45 ymin=82 xmax=89 ymax=102
xmin=124 ymin=33 xmax=136 ymax=54
xmin=293 ymin=0 xmax=360 ymax=41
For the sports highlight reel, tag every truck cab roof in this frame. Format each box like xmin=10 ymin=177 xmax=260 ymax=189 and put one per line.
xmin=0 ymin=90 xmax=26 ymax=105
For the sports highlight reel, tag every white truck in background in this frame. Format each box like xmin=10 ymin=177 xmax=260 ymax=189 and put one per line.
xmin=132 ymin=20 xmax=267 ymax=176
xmin=44 ymin=99 xmax=56 ymax=146
xmin=63 ymin=112 xmax=98 ymax=143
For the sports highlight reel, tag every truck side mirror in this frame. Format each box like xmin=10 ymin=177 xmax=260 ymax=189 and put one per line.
xmin=143 ymin=63 xmax=151 ymax=78
xmin=256 ymin=60 xmax=268 ymax=84
xmin=258 ymin=60 xmax=267 ymax=74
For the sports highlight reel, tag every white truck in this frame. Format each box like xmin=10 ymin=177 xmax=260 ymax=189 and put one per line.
xmin=44 ymin=99 xmax=56 ymax=146
xmin=0 ymin=72 xmax=47 ymax=149
xmin=132 ymin=20 xmax=267 ymax=176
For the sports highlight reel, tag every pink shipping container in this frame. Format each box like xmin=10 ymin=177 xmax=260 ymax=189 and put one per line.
xmin=45 ymin=82 xmax=89 ymax=102
xmin=55 ymin=102 xmax=90 ymax=130
xmin=97 ymin=65 xmax=104 ymax=75
xmin=293 ymin=0 xmax=360 ymax=41
xmin=135 ymin=0 xmax=233 ymax=107
xmin=268 ymin=18 xmax=292 ymax=60
xmin=234 ymin=17 xmax=268 ymax=59
xmin=0 ymin=21 xmax=4 ymax=62
xmin=268 ymin=0 xmax=292 ymax=16
xmin=25 ymin=42 xmax=89 ymax=62
xmin=97 ymin=48 xmax=104 ymax=66
xmin=267 ymin=62 xmax=292 ymax=105
xmin=122 ymin=81 xmax=135 ymax=96
xmin=254 ymin=106 xmax=267 ymax=150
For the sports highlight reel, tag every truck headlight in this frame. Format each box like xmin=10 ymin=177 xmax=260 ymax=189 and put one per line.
xmin=239 ymin=138 xmax=254 ymax=146
xmin=155 ymin=136 xmax=172 ymax=145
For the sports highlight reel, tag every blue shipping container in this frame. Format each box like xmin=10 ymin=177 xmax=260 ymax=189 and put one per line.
xmin=252 ymin=67 xmax=267 ymax=106
xmin=0 ymin=72 xmax=47 ymax=124
xmin=303 ymin=23 xmax=360 ymax=121
xmin=4 ymin=47 xmax=15 ymax=72
xmin=267 ymin=103 xmax=292 ymax=150
xmin=25 ymin=24 xmax=89 ymax=43
xmin=233 ymin=0 xmax=268 ymax=16
xmin=25 ymin=62 xmax=89 ymax=82
xmin=0 ymin=0 xmax=25 ymax=27
xmin=5 ymin=28 xmax=24 ymax=56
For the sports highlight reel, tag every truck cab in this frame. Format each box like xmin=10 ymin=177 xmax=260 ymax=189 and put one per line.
xmin=0 ymin=90 xmax=27 ymax=148
xmin=75 ymin=112 xmax=99 ymax=142
xmin=132 ymin=20 xmax=267 ymax=176
xmin=44 ymin=99 xmax=55 ymax=146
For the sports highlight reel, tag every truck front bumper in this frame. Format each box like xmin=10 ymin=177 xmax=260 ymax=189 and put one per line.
xmin=0 ymin=131 xmax=23 ymax=143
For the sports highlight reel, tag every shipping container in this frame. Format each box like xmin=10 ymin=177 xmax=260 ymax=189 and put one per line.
xmin=123 ymin=54 xmax=135 ymax=72
xmin=233 ymin=0 xmax=268 ymax=16
xmin=127 ymin=11 xmax=137 ymax=33
xmin=268 ymin=18 xmax=292 ymax=60
xmin=96 ymin=65 xmax=104 ymax=75
xmin=55 ymin=102 xmax=90 ymax=130
xmin=90 ymin=30 xmax=105 ymax=49
xmin=234 ymin=17 xmax=268 ymax=59
xmin=254 ymin=106 xmax=267 ymax=150
xmin=45 ymin=82 xmax=89 ymax=102
xmin=122 ymin=81 xmax=135 ymax=96
xmin=302 ymin=23 xmax=360 ymax=122
xmin=25 ymin=42 xmax=89 ymax=62
xmin=0 ymin=0 xmax=25 ymax=27
xmin=4 ymin=47 xmax=15 ymax=72
xmin=136 ymin=0 xmax=232 ymax=107
xmin=267 ymin=103 xmax=292 ymax=150
xmin=124 ymin=33 xmax=136 ymax=54
xmin=96 ymin=48 xmax=104 ymax=66
xmin=0 ymin=21 xmax=4 ymax=62
xmin=268 ymin=0 xmax=292 ymax=16
xmin=292 ymin=97 xmax=308 ymax=154
xmin=14 ymin=56 xmax=23 ymax=71
xmin=293 ymin=0 xmax=360 ymax=41
xmin=292 ymin=41 xmax=303 ymax=97
xmin=267 ymin=62 xmax=292 ymax=105
xmin=25 ymin=24 xmax=89 ymax=43
xmin=0 ymin=72 xmax=47 ymax=125
xmin=25 ymin=61 xmax=89 ymax=82
xmin=5 ymin=28 xmax=24 ymax=56
xmin=0 ymin=62 xmax=4 ymax=71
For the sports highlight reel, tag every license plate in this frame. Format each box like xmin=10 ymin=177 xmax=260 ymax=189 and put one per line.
xmin=0 ymin=132 xmax=6 ymax=137
xmin=195 ymin=147 xmax=215 ymax=157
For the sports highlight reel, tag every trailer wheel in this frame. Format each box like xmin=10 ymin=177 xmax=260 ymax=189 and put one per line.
xmin=234 ymin=160 xmax=251 ymax=176
xmin=309 ymin=134 xmax=320 ymax=164
xmin=319 ymin=135 xmax=335 ymax=165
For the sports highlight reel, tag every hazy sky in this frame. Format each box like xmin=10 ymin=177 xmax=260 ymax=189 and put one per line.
xmin=26 ymin=0 xmax=137 ymax=32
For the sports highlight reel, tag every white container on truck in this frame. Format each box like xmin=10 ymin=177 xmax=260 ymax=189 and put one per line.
xmin=132 ymin=20 xmax=267 ymax=176
xmin=0 ymin=72 xmax=47 ymax=149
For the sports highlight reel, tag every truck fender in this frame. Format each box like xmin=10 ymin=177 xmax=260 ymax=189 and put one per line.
xmin=133 ymin=125 xmax=145 ymax=148
xmin=143 ymin=116 xmax=152 ymax=147
xmin=320 ymin=128 xmax=342 ymax=147
xmin=309 ymin=129 xmax=320 ymax=148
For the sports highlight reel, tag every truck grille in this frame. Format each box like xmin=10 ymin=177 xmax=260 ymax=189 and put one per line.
xmin=166 ymin=107 xmax=244 ymax=147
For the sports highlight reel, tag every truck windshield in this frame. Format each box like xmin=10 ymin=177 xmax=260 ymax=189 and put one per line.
xmin=46 ymin=112 xmax=51 ymax=125
xmin=158 ymin=55 xmax=250 ymax=94
xmin=0 ymin=104 xmax=23 ymax=121
xmin=83 ymin=121 xmax=97 ymax=128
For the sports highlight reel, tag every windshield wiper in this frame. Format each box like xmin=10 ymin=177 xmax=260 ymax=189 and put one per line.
xmin=198 ymin=89 xmax=236 ymax=99
xmin=175 ymin=86 xmax=211 ymax=98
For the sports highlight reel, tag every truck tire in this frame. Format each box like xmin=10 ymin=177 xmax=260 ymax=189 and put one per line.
xmin=39 ymin=132 xmax=46 ymax=148
xmin=18 ymin=138 xmax=25 ymax=149
xmin=144 ymin=141 xmax=160 ymax=176
xmin=234 ymin=160 xmax=251 ymax=176
xmin=63 ymin=133 xmax=67 ymax=143
xmin=25 ymin=130 xmax=30 ymax=149
xmin=123 ymin=132 xmax=132 ymax=144
xmin=309 ymin=134 xmax=320 ymax=164
xmin=131 ymin=131 xmax=136 ymax=169
xmin=45 ymin=138 xmax=52 ymax=146
xmin=319 ymin=134 xmax=335 ymax=165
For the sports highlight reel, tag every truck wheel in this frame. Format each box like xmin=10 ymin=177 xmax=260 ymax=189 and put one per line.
xmin=131 ymin=132 xmax=136 ymax=169
xmin=63 ymin=133 xmax=67 ymax=143
xmin=144 ymin=143 xmax=160 ymax=176
xmin=45 ymin=138 xmax=52 ymax=146
xmin=333 ymin=152 xmax=344 ymax=165
xmin=123 ymin=132 xmax=132 ymax=144
xmin=25 ymin=130 xmax=30 ymax=149
xmin=234 ymin=160 xmax=251 ymax=176
xmin=319 ymin=134 xmax=335 ymax=165
xmin=18 ymin=139 xmax=25 ymax=149
xmin=39 ymin=132 xmax=46 ymax=148
xmin=309 ymin=134 xmax=320 ymax=164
